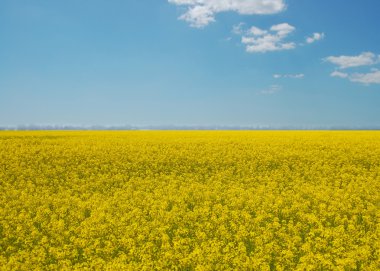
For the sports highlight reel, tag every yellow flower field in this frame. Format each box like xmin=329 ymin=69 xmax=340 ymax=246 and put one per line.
xmin=0 ymin=131 xmax=379 ymax=270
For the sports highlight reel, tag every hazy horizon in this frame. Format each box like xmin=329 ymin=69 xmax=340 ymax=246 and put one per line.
xmin=1 ymin=124 xmax=380 ymax=131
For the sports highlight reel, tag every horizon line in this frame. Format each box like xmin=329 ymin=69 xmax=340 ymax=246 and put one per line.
xmin=1 ymin=124 xmax=380 ymax=131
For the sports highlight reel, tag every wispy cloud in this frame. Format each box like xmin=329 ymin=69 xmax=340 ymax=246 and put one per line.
xmin=326 ymin=52 xmax=380 ymax=85
xmin=260 ymin=84 xmax=282 ymax=94
xmin=273 ymin=73 xmax=304 ymax=79
xmin=349 ymin=69 xmax=380 ymax=85
xmin=306 ymin=32 xmax=325 ymax=44
xmin=331 ymin=69 xmax=380 ymax=85
xmin=232 ymin=22 xmax=245 ymax=35
xmin=330 ymin=71 xmax=348 ymax=78
xmin=324 ymin=52 xmax=380 ymax=69
xmin=168 ymin=0 xmax=286 ymax=28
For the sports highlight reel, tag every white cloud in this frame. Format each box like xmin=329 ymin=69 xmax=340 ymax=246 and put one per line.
xmin=349 ymin=70 xmax=380 ymax=85
xmin=330 ymin=69 xmax=380 ymax=85
xmin=330 ymin=71 xmax=348 ymax=78
xmin=234 ymin=23 xmax=324 ymax=53
xmin=291 ymin=74 xmax=305 ymax=79
xmin=239 ymin=23 xmax=296 ymax=53
xmin=261 ymin=84 xmax=282 ymax=94
xmin=232 ymin=22 xmax=245 ymax=35
xmin=326 ymin=52 xmax=380 ymax=85
xmin=249 ymin=26 xmax=267 ymax=36
xmin=324 ymin=52 xmax=380 ymax=69
xmin=169 ymin=0 xmax=286 ymax=28
xmin=273 ymin=73 xmax=304 ymax=79
xmin=178 ymin=5 xmax=215 ymax=28
xmin=306 ymin=32 xmax=325 ymax=44
xmin=270 ymin=23 xmax=295 ymax=37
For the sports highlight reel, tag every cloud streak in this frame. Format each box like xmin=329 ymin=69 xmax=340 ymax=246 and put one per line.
xmin=326 ymin=52 xmax=380 ymax=85
xmin=331 ymin=69 xmax=380 ymax=85
xmin=324 ymin=52 xmax=380 ymax=69
xmin=330 ymin=71 xmax=348 ymax=79
xmin=168 ymin=0 xmax=286 ymax=28
xmin=273 ymin=73 xmax=304 ymax=79
xmin=349 ymin=69 xmax=380 ymax=85
xmin=260 ymin=84 xmax=282 ymax=94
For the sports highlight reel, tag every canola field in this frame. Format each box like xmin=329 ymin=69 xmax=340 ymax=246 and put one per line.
xmin=0 ymin=131 xmax=379 ymax=270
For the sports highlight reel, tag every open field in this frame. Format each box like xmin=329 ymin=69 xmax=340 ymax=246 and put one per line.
xmin=0 ymin=131 xmax=379 ymax=270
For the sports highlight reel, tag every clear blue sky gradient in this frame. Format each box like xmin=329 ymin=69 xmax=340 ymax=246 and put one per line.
xmin=1 ymin=0 xmax=380 ymax=127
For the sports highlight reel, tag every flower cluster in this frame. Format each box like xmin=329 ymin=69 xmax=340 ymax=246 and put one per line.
xmin=0 ymin=131 xmax=379 ymax=270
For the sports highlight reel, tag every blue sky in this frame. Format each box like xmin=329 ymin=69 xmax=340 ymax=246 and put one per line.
xmin=1 ymin=0 xmax=380 ymax=127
